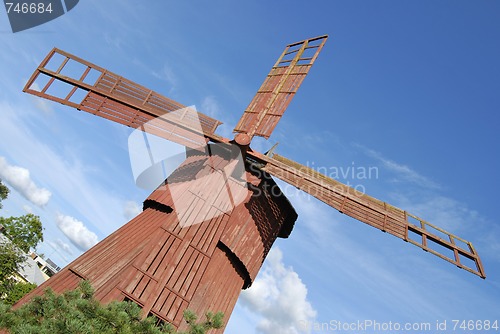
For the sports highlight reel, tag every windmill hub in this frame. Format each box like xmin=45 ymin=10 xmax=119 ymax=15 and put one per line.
xmin=234 ymin=133 xmax=251 ymax=147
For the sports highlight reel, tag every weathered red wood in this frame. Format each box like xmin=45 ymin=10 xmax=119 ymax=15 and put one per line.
xmin=14 ymin=147 xmax=297 ymax=332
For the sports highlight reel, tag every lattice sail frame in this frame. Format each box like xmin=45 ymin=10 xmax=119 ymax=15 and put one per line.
xmin=248 ymin=152 xmax=486 ymax=278
xmin=23 ymin=48 xmax=223 ymax=149
xmin=234 ymin=35 xmax=328 ymax=139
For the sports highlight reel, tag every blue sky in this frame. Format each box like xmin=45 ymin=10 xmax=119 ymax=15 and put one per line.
xmin=1 ymin=1 xmax=499 ymax=333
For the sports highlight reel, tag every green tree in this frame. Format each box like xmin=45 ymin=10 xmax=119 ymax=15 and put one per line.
xmin=0 ymin=214 xmax=43 ymax=253
xmin=0 ymin=182 xmax=44 ymax=304
xmin=0 ymin=243 xmax=27 ymax=298
xmin=2 ymin=282 xmax=37 ymax=306
xmin=0 ymin=280 xmax=224 ymax=334
xmin=0 ymin=179 xmax=9 ymax=209
xmin=181 ymin=309 xmax=224 ymax=334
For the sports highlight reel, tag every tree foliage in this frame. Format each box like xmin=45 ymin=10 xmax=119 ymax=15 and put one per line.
xmin=182 ymin=309 xmax=224 ymax=334
xmin=0 ymin=243 xmax=27 ymax=298
xmin=0 ymin=214 xmax=43 ymax=253
xmin=0 ymin=280 xmax=224 ymax=334
xmin=2 ymin=281 xmax=37 ymax=306
xmin=0 ymin=182 xmax=45 ymax=305
xmin=0 ymin=179 xmax=8 ymax=209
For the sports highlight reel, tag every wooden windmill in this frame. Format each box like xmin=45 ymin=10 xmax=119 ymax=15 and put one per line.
xmin=17 ymin=35 xmax=485 ymax=331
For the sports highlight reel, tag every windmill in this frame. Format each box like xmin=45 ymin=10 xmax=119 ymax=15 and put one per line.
xmin=17 ymin=35 xmax=485 ymax=331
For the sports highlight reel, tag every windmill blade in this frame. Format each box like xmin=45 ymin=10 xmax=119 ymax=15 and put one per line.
xmin=233 ymin=35 xmax=328 ymax=139
xmin=24 ymin=48 xmax=226 ymax=149
xmin=247 ymin=151 xmax=486 ymax=278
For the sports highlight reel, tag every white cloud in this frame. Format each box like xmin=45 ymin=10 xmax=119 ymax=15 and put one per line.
xmin=0 ymin=156 xmax=52 ymax=207
xmin=240 ymin=247 xmax=317 ymax=334
xmin=0 ymin=100 xmax=138 ymax=238
xmin=200 ymin=95 xmax=233 ymax=138
xmin=55 ymin=238 xmax=73 ymax=255
xmin=201 ymin=95 xmax=221 ymax=119
xmin=22 ymin=204 xmax=33 ymax=213
xmin=152 ymin=63 xmax=177 ymax=90
xmin=48 ymin=238 xmax=74 ymax=256
xmin=29 ymin=82 xmax=54 ymax=115
xmin=389 ymin=192 xmax=500 ymax=261
xmin=123 ymin=200 xmax=141 ymax=220
xmin=104 ymin=33 xmax=123 ymax=49
xmin=284 ymin=194 xmax=460 ymax=320
xmin=55 ymin=213 xmax=98 ymax=252
xmin=392 ymin=193 xmax=478 ymax=230
xmin=355 ymin=144 xmax=441 ymax=190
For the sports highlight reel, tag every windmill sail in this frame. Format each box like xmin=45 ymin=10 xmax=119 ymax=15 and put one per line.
xmin=249 ymin=152 xmax=486 ymax=278
xmin=233 ymin=35 xmax=328 ymax=139
xmin=24 ymin=48 xmax=224 ymax=149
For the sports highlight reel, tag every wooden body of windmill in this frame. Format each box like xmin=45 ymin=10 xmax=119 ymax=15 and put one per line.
xmin=16 ymin=147 xmax=296 ymax=330
xmin=15 ymin=35 xmax=485 ymax=332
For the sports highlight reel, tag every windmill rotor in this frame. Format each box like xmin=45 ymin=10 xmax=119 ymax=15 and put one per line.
xmin=22 ymin=35 xmax=486 ymax=302
xmin=17 ymin=34 xmax=488 ymax=332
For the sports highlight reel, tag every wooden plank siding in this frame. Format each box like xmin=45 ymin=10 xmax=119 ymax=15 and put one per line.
xmin=13 ymin=146 xmax=298 ymax=332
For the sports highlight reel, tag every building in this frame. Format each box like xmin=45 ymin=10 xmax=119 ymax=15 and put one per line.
xmin=0 ymin=224 xmax=60 ymax=286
